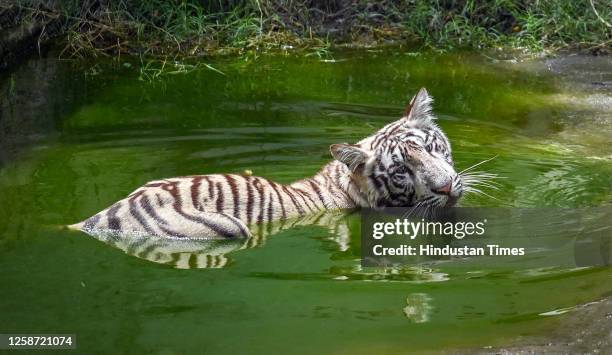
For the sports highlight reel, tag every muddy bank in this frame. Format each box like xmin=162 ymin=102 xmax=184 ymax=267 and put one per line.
xmin=453 ymin=297 xmax=612 ymax=354
xmin=502 ymin=54 xmax=612 ymax=94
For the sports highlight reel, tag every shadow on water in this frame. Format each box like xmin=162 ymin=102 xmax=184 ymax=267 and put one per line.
xmin=0 ymin=57 xmax=87 ymax=167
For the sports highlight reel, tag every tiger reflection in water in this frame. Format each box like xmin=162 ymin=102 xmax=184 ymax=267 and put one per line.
xmin=88 ymin=210 xmax=353 ymax=269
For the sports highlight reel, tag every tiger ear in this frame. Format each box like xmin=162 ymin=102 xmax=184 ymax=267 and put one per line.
xmin=404 ymin=87 xmax=434 ymax=121
xmin=330 ymin=144 xmax=369 ymax=172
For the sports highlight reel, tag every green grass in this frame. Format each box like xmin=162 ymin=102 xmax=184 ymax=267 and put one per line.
xmin=404 ymin=0 xmax=611 ymax=52
xmin=6 ymin=0 xmax=612 ymax=58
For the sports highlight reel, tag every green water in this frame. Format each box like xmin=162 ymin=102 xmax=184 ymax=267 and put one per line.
xmin=0 ymin=50 xmax=611 ymax=354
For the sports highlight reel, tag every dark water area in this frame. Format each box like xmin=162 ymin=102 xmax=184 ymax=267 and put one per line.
xmin=0 ymin=49 xmax=610 ymax=353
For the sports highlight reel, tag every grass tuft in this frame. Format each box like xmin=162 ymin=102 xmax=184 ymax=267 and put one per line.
xmin=4 ymin=0 xmax=611 ymax=58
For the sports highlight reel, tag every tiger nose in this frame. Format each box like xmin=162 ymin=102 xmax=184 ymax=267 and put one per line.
xmin=432 ymin=182 xmax=452 ymax=195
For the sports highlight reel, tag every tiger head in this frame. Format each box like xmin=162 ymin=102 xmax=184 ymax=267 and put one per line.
xmin=330 ymin=88 xmax=462 ymax=209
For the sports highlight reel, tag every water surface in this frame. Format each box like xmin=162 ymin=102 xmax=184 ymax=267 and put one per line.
xmin=0 ymin=49 xmax=611 ymax=353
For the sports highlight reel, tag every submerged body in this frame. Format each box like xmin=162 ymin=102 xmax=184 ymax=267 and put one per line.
xmin=70 ymin=88 xmax=464 ymax=239
xmin=71 ymin=161 xmax=360 ymax=238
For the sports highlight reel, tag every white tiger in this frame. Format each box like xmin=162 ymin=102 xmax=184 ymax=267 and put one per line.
xmin=69 ymin=88 xmax=465 ymax=240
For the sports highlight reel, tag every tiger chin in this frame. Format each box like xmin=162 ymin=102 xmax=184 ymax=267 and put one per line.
xmin=69 ymin=88 xmax=463 ymax=240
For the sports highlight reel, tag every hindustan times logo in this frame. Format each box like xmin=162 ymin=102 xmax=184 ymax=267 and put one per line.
xmin=372 ymin=218 xmax=487 ymax=240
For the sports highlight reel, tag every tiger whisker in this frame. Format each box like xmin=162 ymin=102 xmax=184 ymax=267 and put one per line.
xmin=461 ymin=178 xmax=501 ymax=189
xmin=463 ymin=186 xmax=501 ymax=201
xmin=461 ymin=174 xmax=502 ymax=181
xmin=460 ymin=171 xmax=503 ymax=180
xmin=403 ymin=203 xmax=421 ymax=219
xmin=470 ymin=182 xmax=500 ymax=190
xmin=461 ymin=176 xmax=504 ymax=184
xmin=461 ymin=176 xmax=502 ymax=184
xmin=417 ymin=204 xmax=432 ymax=219
xmin=459 ymin=161 xmax=505 ymax=204
xmin=464 ymin=180 xmax=502 ymax=188
xmin=458 ymin=155 xmax=498 ymax=175
xmin=403 ymin=199 xmax=428 ymax=219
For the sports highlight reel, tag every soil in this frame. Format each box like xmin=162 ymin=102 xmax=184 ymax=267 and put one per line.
xmin=453 ymin=297 xmax=612 ymax=354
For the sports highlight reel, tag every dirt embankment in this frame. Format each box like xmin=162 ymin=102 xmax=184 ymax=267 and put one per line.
xmin=452 ymin=297 xmax=612 ymax=354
